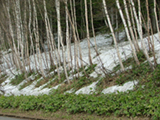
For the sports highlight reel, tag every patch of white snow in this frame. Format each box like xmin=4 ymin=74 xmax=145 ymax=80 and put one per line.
xmin=75 ymin=81 xmax=99 ymax=95
xmin=102 ymin=80 xmax=138 ymax=94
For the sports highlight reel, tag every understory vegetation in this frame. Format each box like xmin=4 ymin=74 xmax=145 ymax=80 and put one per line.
xmin=1 ymin=55 xmax=160 ymax=119
xmin=0 ymin=79 xmax=160 ymax=119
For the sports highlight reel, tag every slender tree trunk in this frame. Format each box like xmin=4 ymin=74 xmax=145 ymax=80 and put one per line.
xmin=43 ymin=0 xmax=55 ymax=67
xmin=56 ymin=0 xmax=70 ymax=83
xmin=55 ymin=0 xmax=62 ymax=64
xmin=129 ymin=0 xmax=138 ymax=42
xmin=5 ymin=0 xmax=21 ymax=70
xmin=68 ymin=0 xmax=80 ymax=75
xmin=115 ymin=10 xmax=119 ymax=42
xmin=145 ymin=0 xmax=152 ymax=51
xmin=32 ymin=0 xmax=46 ymax=77
xmin=73 ymin=0 xmax=83 ymax=68
xmin=69 ymin=0 xmax=79 ymax=71
xmin=65 ymin=0 xmax=72 ymax=70
xmin=154 ymin=0 xmax=160 ymax=40
xmin=28 ymin=0 xmax=37 ymax=72
xmin=123 ymin=0 xmax=140 ymax=52
xmin=130 ymin=0 xmax=154 ymax=70
xmin=102 ymin=0 xmax=124 ymax=71
xmin=23 ymin=0 xmax=29 ymax=71
xmin=90 ymin=0 xmax=98 ymax=55
xmin=14 ymin=0 xmax=27 ymax=73
xmin=111 ymin=7 xmax=114 ymax=44
xmin=44 ymin=0 xmax=61 ymax=80
xmin=116 ymin=0 xmax=140 ymax=65
xmin=84 ymin=0 xmax=92 ymax=65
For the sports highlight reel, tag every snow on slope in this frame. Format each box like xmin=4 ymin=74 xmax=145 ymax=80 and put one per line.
xmin=0 ymin=32 xmax=160 ymax=96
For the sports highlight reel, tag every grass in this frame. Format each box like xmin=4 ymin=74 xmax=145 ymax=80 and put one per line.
xmin=101 ymin=62 xmax=150 ymax=88
xmin=35 ymin=78 xmax=48 ymax=88
xmin=10 ymin=71 xmax=38 ymax=86
xmin=19 ymin=74 xmax=41 ymax=90
xmin=113 ymin=50 xmax=151 ymax=72
xmin=96 ymin=51 xmax=155 ymax=93
xmin=42 ymin=77 xmax=58 ymax=88
xmin=49 ymin=64 xmax=99 ymax=94
xmin=43 ymin=65 xmax=97 ymax=90
xmin=0 ymin=73 xmax=7 ymax=84
xmin=10 ymin=73 xmax=26 ymax=85
xmin=50 ymin=75 xmax=100 ymax=95
xmin=35 ymin=70 xmax=68 ymax=88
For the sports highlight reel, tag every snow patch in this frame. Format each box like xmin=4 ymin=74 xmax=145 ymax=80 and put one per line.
xmin=102 ymin=80 xmax=138 ymax=94
xmin=65 ymin=88 xmax=75 ymax=94
xmin=75 ymin=81 xmax=99 ymax=95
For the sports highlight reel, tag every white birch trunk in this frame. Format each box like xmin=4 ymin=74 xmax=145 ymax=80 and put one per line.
xmin=145 ymin=0 xmax=152 ymax=51
xmin=6 ymin=0 xmax=21 ymax=70
xmin=123 ymin=0 xmax=139 ymax=52
xmin=69 ymin=0 xmax=79 ymax=70
xmin=102 ymin=0 xmax=124 ymax=71
xmin=84 ymin=0 xmax=92 ymax=65
xmin=55 ymin=0 xmax=61 ymax=64
xmin=15 ymin=0 xmax=26 ymax=72
xmin=154 ymin=0 xmax=160 ymax=40
xmin=56 ymin=0 xmax=70 ymax=83
xmin=24 ymin=0 xmax=31 ymax=72
xmin=90 ymin=0 xmax=98 ymax=54
xmin=129 ymin=0 xmax=138 ymax=42
xmin=43 ymin=0 xmax=61 ymax=80
xmin=28 ymin=0 xmax=37 ymax=72
xmin=32 ymin=0 xmax=46 ymax=77
xmin=130 ymin=0 xmax=154 ymax=70
xmin=116 ymin=0 xmax=140 ymax=65
xmin=73 ymin=0 xmax=83 ymax=68
xmin=65 ymin=0 xmax=72 ymax=69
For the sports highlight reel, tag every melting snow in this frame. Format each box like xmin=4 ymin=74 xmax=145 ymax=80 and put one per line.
xmin=0 ymin=32 xmax=160 ymax=96
xmin=75 ymin=81 xmax=99 ymax=95
xmin=102 ymin=81 xmax=138 ymax=94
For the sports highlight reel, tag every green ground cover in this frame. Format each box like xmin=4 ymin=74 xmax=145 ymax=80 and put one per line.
xmin=0 ymin=80 xmax=159 ymax=119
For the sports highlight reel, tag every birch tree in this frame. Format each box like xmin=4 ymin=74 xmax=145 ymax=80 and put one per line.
xmin=14 ymin=0 xmax=28 ymax=74
xmin=23 ymin=0 xmax=32 ymax=72
xmin=55 ymin=0 xmax=70 ymax=83
xmin=5 ymin=0 xmax=21 ymax=70
xmin=55 ymin=0 xmax=61 ymax=64
xmin=28 ymin=0 xmax=38 ymax=72
xmin=116 ymin=0 xmax=140 ymax=65
xmin=65 ymin=0 xmax=71 ymax=69
xmin=84 ymin=0 xmax=92 ymax=65
xmin=32 ymin=0 xmax=46 ymax=77
xmin=73 ymin=0 xmax=83 ymax=68
xmin=43 ymin=0 xmax=61 ymax=80
xmin=102 ymin=0 xmax=124 ymax=71
xmin=123 ymin=0 xmax=139 ymax=52
xmin=154 ymin=0 xmax=160 ymax=40
xmin=130 ymin=0 xmax=154 ymax=70
xmin=90 ymin=0 xmax=98 ymax=55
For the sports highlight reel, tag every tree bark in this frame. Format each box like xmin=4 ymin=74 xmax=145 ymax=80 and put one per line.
xmin=130 ymin=0 xmax=154 ymax=70
xmin=84 ymin=0 xmax=92 ymax=65
xmin=56 ymin=0 xmax=70 ymax=83
xmin=102 ymin=0 xmax=124 ymax=71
